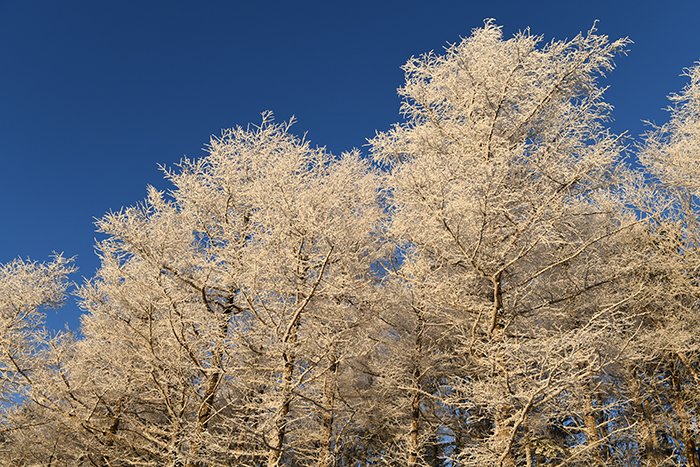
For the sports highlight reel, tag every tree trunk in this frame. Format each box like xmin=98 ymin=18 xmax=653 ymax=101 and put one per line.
xmin=495 ymin=406 xmax=515 ymax=467
xmin=525 ymin=435 xmax=533 ymax=467
xmin=640 ymin=399 xmax=662 ymax=463
xmin=318 ymin=349 xmax=338 ymax=467
xmin=267 ymin=348 xmax=295 ymax=467
xmin=488 ymin=272 xmax=503 ymax=338
xmin=671 ymin=372 xmax=699 ymax=467
xmin=186 ymin=314 xmax=228 ymax=467
xmin=583 ymin=393 xmax=606 ymax=465
xmin=631 ymin=375 xmax=663 ymax=465
xmin=406 ymin=385 xmax=421 ymax=467
xmin=407 ymin=306 xmax=425 ymax=467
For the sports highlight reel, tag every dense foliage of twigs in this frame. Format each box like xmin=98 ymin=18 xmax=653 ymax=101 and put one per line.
xmin=1 ymin=22 xmax=699 ymax=466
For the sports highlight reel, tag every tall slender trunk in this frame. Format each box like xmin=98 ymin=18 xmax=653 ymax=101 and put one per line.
xmin=268 ymin=349 xmax=295 ymax=467
xmin=640 ymin=398 xmax=661 ymax=462
xmin=671 ymin=371 xmax=700 ymax=467
xmin=268 ymin=245 xmax=331 ymax=466
xmin=318 ymin=348 xmax=338 ymax=467
xmin=198 ymin=365 xmax=222 ymax=430
xmin=494 ymin=406 xmax=515 ymax=467
xmin=631 ymin=374 xmax=663 ymax=465
xmin=524 ymin=434 xmax=533 ymax=467
xmin=185 ymin=371 xmax=222 ymax=466
xmin=488 ymin=272 xmax=503 ymax=338
xmin=407 ymin=306 xmax=425 ymax=467
xmin=186 ymin=313 xmax=228 ymax=467
xmin=268 ymin=319 xmax=299 ymax=467
xmin=583 ymin=393 xmax=606 ymax=465
xmin=678 ymin=352 xmax=700 ymax=465
xmin=407 ymin=383 xmax=421 ymax=467
xmin=166 ymin=417 xmax=183 ymax=467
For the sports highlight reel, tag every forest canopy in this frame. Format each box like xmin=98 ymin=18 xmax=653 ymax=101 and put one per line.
xmin=1 ymin=21 xmax=699 ymax=466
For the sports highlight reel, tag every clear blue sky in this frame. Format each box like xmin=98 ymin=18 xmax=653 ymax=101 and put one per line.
xmin=1 ymin=0 xmax=698 ymax=331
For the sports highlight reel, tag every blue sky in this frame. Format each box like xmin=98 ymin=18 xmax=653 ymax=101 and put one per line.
xmin=1 ymin=0 xmax=698 ymax=331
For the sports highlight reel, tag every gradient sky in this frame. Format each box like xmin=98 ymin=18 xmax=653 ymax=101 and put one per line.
xmin=1 ymin=0 xmax=699 ymax=331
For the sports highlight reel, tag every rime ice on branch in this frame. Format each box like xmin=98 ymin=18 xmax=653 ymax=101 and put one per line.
xmin=0 ymin=22 xmax=699 ymax=467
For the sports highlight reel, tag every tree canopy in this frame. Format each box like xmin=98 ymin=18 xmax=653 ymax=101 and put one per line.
xmin=1 ymin=22 xmax=699 ymax=466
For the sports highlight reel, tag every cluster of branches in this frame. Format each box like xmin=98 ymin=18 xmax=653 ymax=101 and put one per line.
xmin=1 ymin=22 xmax=699 ymax=466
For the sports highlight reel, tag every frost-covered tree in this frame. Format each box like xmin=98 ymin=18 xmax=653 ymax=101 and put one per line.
xmin=642 ymin=64 xmax=700 ymax=200
xmin=0 ymin=256 xmax=74 ymax=461
xmin=0 ymin=256 xmax=73 ymax=404
xmin=3 ymin=115 xmax=384 ymax=466
xmin=632 ymin=63 xmax=700 ymax=467
xmin=370 ymin=21 xmax=659 ymax=466
xmin=0 ymin=21 xmax=698 ymax=467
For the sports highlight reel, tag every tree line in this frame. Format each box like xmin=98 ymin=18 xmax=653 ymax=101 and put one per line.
xmin=1 ymin=22 xmax=699 ymax=466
